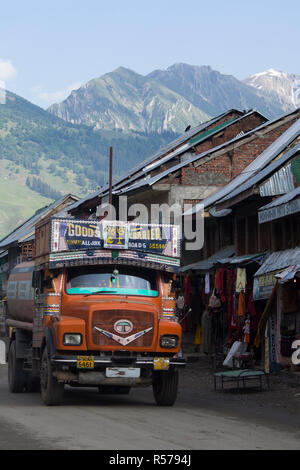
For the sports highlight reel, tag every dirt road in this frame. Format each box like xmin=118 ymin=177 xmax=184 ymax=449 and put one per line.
xmin=0 ymin=361 xmax=299 ymax=450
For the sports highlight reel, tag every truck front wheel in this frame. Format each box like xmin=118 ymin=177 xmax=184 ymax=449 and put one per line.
xmin=40 ymin=347 xmax=64 ymax=406
xmin=8 ymin=341 xmax=27 ymax=393
xmin=152 ymin=370 xmax=178 ymax=406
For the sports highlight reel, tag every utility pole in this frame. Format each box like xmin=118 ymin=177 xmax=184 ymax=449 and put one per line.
xmin=109 ymin=146 xmax=113 ymax=206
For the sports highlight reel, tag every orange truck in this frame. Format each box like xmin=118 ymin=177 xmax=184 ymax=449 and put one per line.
xmin=5 ymin=218 xmax=185 ymax=406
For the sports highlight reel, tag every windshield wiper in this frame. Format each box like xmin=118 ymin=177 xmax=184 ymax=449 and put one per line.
xmin=84 ymin=289 xmax=118 ymax=297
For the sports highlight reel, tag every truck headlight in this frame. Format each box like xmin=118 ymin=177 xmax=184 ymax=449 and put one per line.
xmin=160 ymin=335 xmax=179 ymax=349
xmin=63 ymin=333 xmax=82 ymax=346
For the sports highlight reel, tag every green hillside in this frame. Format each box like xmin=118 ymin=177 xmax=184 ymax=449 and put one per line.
xmin=0 ymin=174 xmax=52 ymax=239
xmin=0 ymin=90 xmax=179 ymax=239
xmin=0 ymin=91 xmax=178 ymax=187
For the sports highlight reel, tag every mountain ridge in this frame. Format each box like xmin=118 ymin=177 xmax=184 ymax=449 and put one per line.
xmin=47 ymin=63 xmax=294 ymax=134
xmin=147 ymin=63 xmax=286 ymax=119
xmin=48 ymin=66 xmax=210 ymax=134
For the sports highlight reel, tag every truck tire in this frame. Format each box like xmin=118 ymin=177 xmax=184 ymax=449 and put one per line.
xmin=152 ymin=370 xmax=178 ymax=406
xmin=8 ymin=341 xmax=27 ymax=393
xmin=40 ymin=347 xmax=64 ymax=406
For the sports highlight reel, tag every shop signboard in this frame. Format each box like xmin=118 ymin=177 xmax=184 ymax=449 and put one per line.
xmin=50 ymin=218 xmax=180 ymax=258
xmin=253 ymin=272 xmax=278 ymax=300
xmin=258 ymin=197 xmax=300 ymax=224
xmin=268 ymin=312 xmax=278 ymax=371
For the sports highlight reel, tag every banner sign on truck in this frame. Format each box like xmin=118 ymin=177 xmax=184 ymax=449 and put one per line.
xmin=50 ymin=219 xmax=180 ymax=258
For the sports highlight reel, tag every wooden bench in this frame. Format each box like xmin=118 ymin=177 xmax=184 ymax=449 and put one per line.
xmin=214 ymin=369 xmax=270 ymax=392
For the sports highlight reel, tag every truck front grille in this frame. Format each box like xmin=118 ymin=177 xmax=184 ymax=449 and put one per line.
xmin=92 ymin=309 xmax=155 ymax=348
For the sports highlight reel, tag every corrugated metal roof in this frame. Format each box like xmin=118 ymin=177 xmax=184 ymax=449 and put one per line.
xmin=86 ymin=110 xmax=300 ymax=207
xmin=69 ymin=110 xmax=265 ymax=212
xmin=259 ymin=186 xmax=300 ymax=210
xmin=141 ymin=115 xmax=242 ymax=174
xmin=180 ymin=245 xmax=235 ymax=272
xmin=275 ymin=265 xmax=300 ymax=283
xmin=258 ymin=186 xmax=300 ymax=224
xmin=259 ymin=162 xmax=295 ymax=196
xmin=117 ymin=113 xmax=295 ymax=197
xmin=218 ymin=252 xmax=264 ymax=265
xmin=113 ymin=109 xmax=245 ymax=179
xmin=114 ymin=111 xmax=266 ymax=195
xmin=142 ymin=143 xmax=189 ymax=172
xmin=216 ymin=143 xmax=300 ymax=205
xmin=254 ymin=247 xmax=300 ymax=277
xmin=184 ymin=110 xmax=300 ymax=215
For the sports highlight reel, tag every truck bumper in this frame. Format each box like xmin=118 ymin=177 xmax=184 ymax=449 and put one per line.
xmin=51 ymin=355 xmax=186 ymax=368
xmin=51 ymin=355 xmax=186 ymax=386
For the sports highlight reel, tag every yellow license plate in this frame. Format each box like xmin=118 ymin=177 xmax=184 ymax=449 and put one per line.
xmin=154 ymin=357 xmax=170 ymax=370
xmin=77 ymin=356 xmax=94 ymax=369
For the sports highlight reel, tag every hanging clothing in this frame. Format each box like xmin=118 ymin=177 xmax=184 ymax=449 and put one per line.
xmin=247 ymin=292 xmax=262 ymax=333
xmin=208 ymin=288 xmax=222 ymax=309
xmin=236 ymin=268 xmax=246 ymax=293
xmin=205 ymin=273 xmax=210 ymax=294
xmin=237 ymin=290 xmax=246 ymax=319
xmin=201 ymin=284 xmax=206 ymax=304
xmin=216 ymin=268 xmax=226 ymax=303
xmin=225 ymin=269 xmax=234 ymax=326
xmin=243 ymin=318 xmax=251 ymax=343
xmin=229 ymin=290 xmax=241 ymax=343
xmin=183 ymin=275 xmax=192 ymax=306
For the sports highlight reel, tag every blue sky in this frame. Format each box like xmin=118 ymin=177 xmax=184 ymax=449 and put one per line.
xmin=0 ymin=0 xmax=299 ymax=108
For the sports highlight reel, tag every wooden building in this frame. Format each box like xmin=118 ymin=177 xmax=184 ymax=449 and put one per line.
xmin=181 ymin=112 xmax=300 ymax=370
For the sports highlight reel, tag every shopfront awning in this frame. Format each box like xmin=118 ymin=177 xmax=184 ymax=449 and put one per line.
xmin=180 ymin=245 xmax=235 ymax=272
xmin=254 ymin=247 xmax=300 ymax=277
xmin=258 ymin=187 xmax=300 ymax=224
xmin=217 ymin=252 xmax=265 ymax=266
xmin=275 ymin=264 xmax=300 ymax=283
xmin=253 ymin=247 xmax=300 ymax=299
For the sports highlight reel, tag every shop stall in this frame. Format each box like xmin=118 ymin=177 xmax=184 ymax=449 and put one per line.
xmin=254 ymin=248 xmax=300 ymax=372
xmin=180 ymin=248 xmax=267 ymax=364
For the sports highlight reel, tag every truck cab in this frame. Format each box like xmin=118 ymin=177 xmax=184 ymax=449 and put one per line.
xmin=6 ymin=218 xmax=185 ymax=406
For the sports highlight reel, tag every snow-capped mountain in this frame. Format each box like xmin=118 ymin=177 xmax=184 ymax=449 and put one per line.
xmin=244 ymin=69 xmax=300 ymax=111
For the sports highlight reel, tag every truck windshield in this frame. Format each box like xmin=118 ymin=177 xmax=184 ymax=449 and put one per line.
xmin=66 ymin=267 xmax=158 ymax=297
